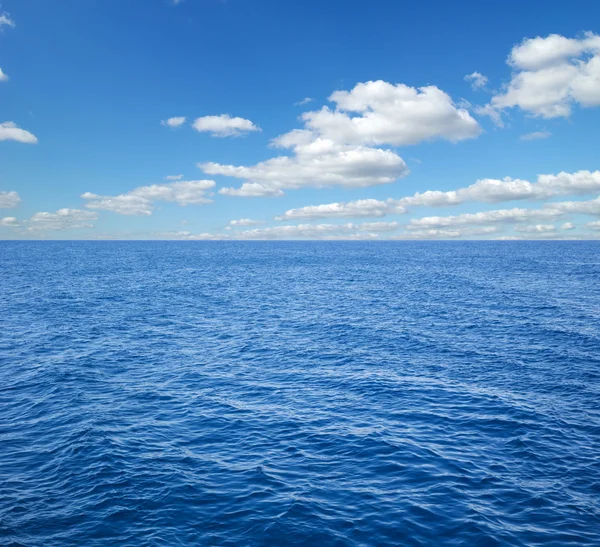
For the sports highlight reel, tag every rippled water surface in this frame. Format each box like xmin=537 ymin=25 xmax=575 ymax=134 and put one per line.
xmin=1 ymin=241 xmax=600 ymax=546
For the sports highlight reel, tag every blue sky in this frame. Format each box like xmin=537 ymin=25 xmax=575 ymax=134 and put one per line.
xmin=1 ymin=0 xmax=600 ymax=240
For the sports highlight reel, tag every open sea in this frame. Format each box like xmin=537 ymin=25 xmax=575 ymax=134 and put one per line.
xmin=1 ymin=241 xmax=599 ymax=546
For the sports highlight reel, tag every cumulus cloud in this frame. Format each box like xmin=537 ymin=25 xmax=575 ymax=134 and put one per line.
xmin=0 ymin=122 xmax=38 ymax=144
xmin=82 ymin=180 xmax=216 ymax=215
xmin=402 ymin=170 xmax=600 ymax=205
xmin=485 ymin=32 xmax=600 ymax=120
xmin=0 ymin=190 xmax=20 ymax=208
xmin=276 ymin=199 xmax=406 ymax=221
xmin=299 ymin=80 xmax=481 ymax=146
xmin=272 ymin=170 xmax=600 ymax=220
xmin=546 ymin=195 xmax=600 ymax=216
xmin=409 ymin=207 xmax=562 ymax=229
xmin=562 ymin=222 xmax=576 ymax=230
xmin=161 ymin=116 xmax=186 ymax=128
xmin=201 ymin=79 xmax=482 ymax=196
xmin=587 ymin=220 xmax=600 ymax=230
xmin=204 ymin=138 xmax=409 ymax=196
xmin=0 ymin=68 xmax=8 ymax=82
xmin=465 ymin=72 xmax=489 ymax=90
xmin=228 ymin=218 xmax=263 ymax=226
xmin=0 ymin=216 xmax=18 ymax=227
xmin=520 ymin=131 xmax=552 ymax=141
xmin=232 ymin=221 xmax=400 ymax=240
xmin=29 ymin=209 xmax=98 ymax=231
xmin=192 ymin=115 xmax=261 ymax=137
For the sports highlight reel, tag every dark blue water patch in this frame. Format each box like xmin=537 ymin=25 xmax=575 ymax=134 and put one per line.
xmin=1 ymin=241 xmax=599 ymax=546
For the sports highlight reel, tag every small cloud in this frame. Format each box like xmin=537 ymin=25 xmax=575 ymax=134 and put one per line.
xmin=161 ymin=116 xmax=186 ymax=128
xmin=0 ymin=121 xmax=38 ymax=144
xmin=0 ymin=12 xmax=15 ymax=29
xmin=464 ymin=72 xmax=489 ymax=91
xmin=218 ymin=183 xmax=284 ymax=197
xmin=165 ymin=174 xmax=184 ymax=181
xmin=520 ymin=131 xmax=552 ymax=141
xmin=192 ymin=114 xmax=261 ymax=137
xmin=0 ymin=68 xmax=8 ymax=82
xmin=586 ymin=220 xmax=600 ymax=231
xmin=0 ymin=190 xmax=21 ymax=208
xmin=562 ymin=222 xmax=575 ymax=230
xmin=228 ymin=218 xmax=263 ymax=227
xmin=0 ymin=216 xmax=18 ymax=227
xmin=294 ymin=97 xmax=314 ymax=106
xmin=475 ymin=104 xmax=504 ymax=127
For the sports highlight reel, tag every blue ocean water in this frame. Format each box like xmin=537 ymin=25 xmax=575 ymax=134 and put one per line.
xmin=1 ymin=241 xmax=599 ymax=546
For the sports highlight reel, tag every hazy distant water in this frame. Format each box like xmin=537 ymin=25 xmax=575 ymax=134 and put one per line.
xmin=1 ymin=241 xmax=599 ymax=546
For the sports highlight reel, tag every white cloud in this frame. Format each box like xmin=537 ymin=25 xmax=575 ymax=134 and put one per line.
xmin=161 ymin=116 xmax=186 ymax=128
xmin=520 ymin=131 xmax=552 ymax=141
xmin=200 ymin=79 xmax=480 ymax=196
xmin=29 ymin=209 xmax=98 ymax=231
xmin=465 ymin=72 xmax=489 ymax=90
xmin=272 ymin=170 xmax=600 ymax=220
xmin=402 ymin=170 xmax=600 ymax=206
xmin=233 ymin=221 xmax=400 ymax=240
xmin=0 ymin=190 xmax=20 ymax=208
xmin=562 ymin=222 xmax=576 ymax=230
xmin=295 ymin=97 xmax=314 ymax=106
xmin=514 ymin=224 xmax=556 ymax=233
xmin=486 ymin=32 xmax=600 ymax=119
xmin=409 ymin=207 xmax=562 ymax=229
xmin=228 ymin=218 xmax=263 ymax=226
xmin=299 ymin=80 xmax=481 ymax=146
xmin=82 ymin=180 xmax=216 ymax=215
xmin=192 ymin=114 xmax=261 ymax=137
xmin=276 ymin=199 xmax=405 ymax=221
xmin=165 ymin=174 xmax=184 ymax=181
xmin=0 ymin=216 xmax=18 ymax=227
xmin=546 ymin=195 xmax=600 ymax=216
xmin=204 ymin=138 xmax=409 ymax=196
xmin=0 ymin=13 xmax=15 ymax=29
xmin=587 ymin=221 xmax=600 ymax=230
xmin=394 ymin=226 xmax=499 ymax=239
xmin=0 ymin=122 xmax=38 ymax=144
xmin=218 ymin=183 xmax=284 ymax=197
xmin=0 ymin=68 xmax=8 ymax=82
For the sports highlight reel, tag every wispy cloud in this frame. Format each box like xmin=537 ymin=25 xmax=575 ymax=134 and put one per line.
xmin=520 ymin=131 xmax=552 ymax=141
xmin=0 ymin=12 xmax=15 ymax=29
xmin=464 ymin=72 xmax=489 ymax=90
xmin=0 ymin=190 xmax=20 ymax=208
